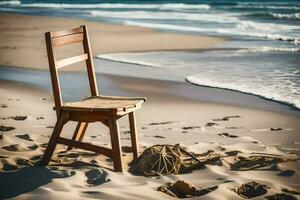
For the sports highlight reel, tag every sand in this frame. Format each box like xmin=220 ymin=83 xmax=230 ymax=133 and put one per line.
xmin=0 ymin=13 xmax=300 ymax=200
xmin=1 ymin=76 xmax=299 ymax=199
xmin=0 ymin=13 xmax=223 ymax=71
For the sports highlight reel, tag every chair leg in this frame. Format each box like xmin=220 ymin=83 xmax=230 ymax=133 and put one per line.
xmin=67 ymin=122 xmax=89 ymax=150
xmin=109 ymin=119 xmax=123 ymax=172
xmin=40 ymin=112 xmax=69 ymax=165
xmin=129 ymin=112 xmax=139 ymax=160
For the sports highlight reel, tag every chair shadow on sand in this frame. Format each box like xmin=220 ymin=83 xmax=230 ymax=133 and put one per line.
xmin=0 ymin=166 xmax=74 ymax=199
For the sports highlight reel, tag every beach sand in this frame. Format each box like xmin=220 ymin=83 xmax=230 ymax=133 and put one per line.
xmin=0 ymin=13 xmax=222 ymax=71
xmin=0 ymin=13 xmax=300 ymax=200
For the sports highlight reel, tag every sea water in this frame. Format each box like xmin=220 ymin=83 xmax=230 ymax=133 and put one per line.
xmin=0 ymin=0 xmax=299 ymax=108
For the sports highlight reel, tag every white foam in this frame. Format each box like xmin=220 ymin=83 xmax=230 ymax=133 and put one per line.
xmin=124 ymin=20 xmax=207 ymax=32
xmin=91 ymin=10 xmax=238 ymax=23
xmin=235 ymin=3 xmax=300 ymax=10
xmin=186 ymin=75 xmax=300 ymax=109
xmin=18 ymin=3 xmax=210 ymax=10
xmin=124 ymin=20 xmax=299 ymax=44
xmin=0 ymin=0 xmax=20 ymax=5
xmin=239 ymin=46 xmax=300 ymax=53
xmin=270 ymin=13 xmax=300 ymax=20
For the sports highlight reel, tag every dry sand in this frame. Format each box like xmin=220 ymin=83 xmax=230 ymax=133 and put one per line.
xmin=0 ymin=13 xmax=223 ymax=71
xmin=0 ymin=13 xmax=299 ymax=200
xmin=0 ymin=76 xmax=299 ymax=199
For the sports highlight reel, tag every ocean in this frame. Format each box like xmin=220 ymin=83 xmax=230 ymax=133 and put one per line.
xmin=0 ymin=0 xmax=300 ymax=108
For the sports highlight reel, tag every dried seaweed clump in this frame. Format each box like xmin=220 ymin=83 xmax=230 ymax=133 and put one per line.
xmin=230 ymin=181 xmax=269 ymax=199
xmin=131 ymin=145 xmax=204 ymax=176
xmin=223 ymin=154 xmax=289 ymax=171
xmin=158 ymin=180 xmax=218 ymax=198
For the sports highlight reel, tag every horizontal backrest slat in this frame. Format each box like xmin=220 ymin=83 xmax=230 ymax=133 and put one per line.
xmin=53 ymin=33 xmax=84 ymax=47
xmin=51 ymin=27 xmax=83 ymax=38
xmin=56 ymin=53 xmax=88 ymax=69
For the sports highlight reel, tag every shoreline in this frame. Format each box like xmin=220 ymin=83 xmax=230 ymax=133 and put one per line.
xmin=0 ymin=13 xmax=223 ymax=71
xmin=1 ymin=64 xmax=300 ymax=117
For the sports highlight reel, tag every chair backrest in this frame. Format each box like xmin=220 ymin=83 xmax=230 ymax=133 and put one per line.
xmin=45 ymin=25 xmax=98 ymax=117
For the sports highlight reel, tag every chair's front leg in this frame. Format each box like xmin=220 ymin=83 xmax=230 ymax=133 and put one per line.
xmin=129 ymin=112 xmax=139 ymax=160
xmin=109 ymin=119 xmax=123 ymax=172
xmin=67 ymin=122 xmax=89 ymax=150
xmin=40 ymin=111 xmax=69 ymax=165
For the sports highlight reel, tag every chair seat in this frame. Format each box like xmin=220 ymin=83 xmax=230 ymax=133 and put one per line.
xmin=61 ymin=95 xmax=146 ymax=113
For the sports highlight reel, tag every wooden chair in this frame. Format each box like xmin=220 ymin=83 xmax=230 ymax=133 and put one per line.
xmin=40 ymin=25 xmax=145 ymax=172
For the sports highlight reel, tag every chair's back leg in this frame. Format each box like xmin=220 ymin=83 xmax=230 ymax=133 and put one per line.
xmin=109 ymin=119 xmax=123 ymax=172
xmin=40 ymin=112 xmax=69 ymax=165
xmin=129 ymin=112 xmax=139 ymax=160
xmin=67 ymin=122 xmax=89 ymax=151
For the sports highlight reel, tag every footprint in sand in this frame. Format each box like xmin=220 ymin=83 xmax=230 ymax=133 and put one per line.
xmin=205 ymin=122 xmax=218 ymax=127
xmin=0 ymin=125 xmax=15 ymax=132
xmin=265 ymin=193 xmax=297 ymax=200
xmin=229 ymin=181 xmax=269 ymax=199
xmin=15 ymin=134 xmax=33 ymax=141
xmin=218 ymin=133 xmax=238 ymax=138
xmin=149 ymin=121 xmax=176 ymax=126
xmin=2 ymin=144 xmax=28 ymax=152
xmin=281 ymin=188 xmax=300 ymax=195
xmin=1 ymin=161 xmax=18 ymax=171
xmin=213 ymin=115 xmax=240 ymax=122
xmin=11 ymin=116 xmax=27 ymax=121
xmin=2 ymin=144 xmax=38 ymax=152
xmin=153 ymin=135 xmax=166 ymax=138
xmin=182 ymin=126 xmax=201 ymax=130
xmin=277 ymin=170 xmax=295 ymax=177
xmin=270 ymin=128 xmax=283 ymax=131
